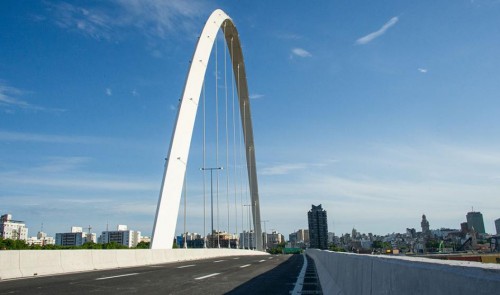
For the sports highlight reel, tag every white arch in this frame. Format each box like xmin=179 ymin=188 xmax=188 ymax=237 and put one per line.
xmin=151 ymin=9 xmax=262 ymax=250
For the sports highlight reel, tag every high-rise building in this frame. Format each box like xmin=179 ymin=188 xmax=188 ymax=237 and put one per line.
xmin=421 ymin=214 xmax=430 ymax=237
xmin=466 ymin=211 xmax=485 ymax=234
xmin=494 ymin=218 xmax=500 ymax=235
xmin=308 ymin=204 xmax=328 ymax=250
xmin=0 ymin=214 xmax=28 ymax=241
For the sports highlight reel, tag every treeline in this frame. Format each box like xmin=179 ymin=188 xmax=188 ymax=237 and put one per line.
xmin=0 ymin=238 xmax=150 ymax=250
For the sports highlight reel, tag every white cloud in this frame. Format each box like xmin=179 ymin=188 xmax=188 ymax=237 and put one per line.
xmin=0 ymin=81 xmax=65 ymax=113
xmin=106 ymin=88 xmax=112 ymax=96
xmin=356 ymin=17 xmax=399 ymax=45
xmin=418 ymin=68 xmax=428 ymax=73
xmin=261 ymin=163 xmax=308 ymax=175
xmin=47 ymin=0 xmax=207 ymax=41
xmin=0 ymin=130 xmax=105 ymax=144
xmin=291 ymin=48 xmax=312 ymax=58
xmin=249 ymin=94 xmax=264 ymax=100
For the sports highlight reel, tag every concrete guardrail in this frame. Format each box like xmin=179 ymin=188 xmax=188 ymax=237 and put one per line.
xmin=306 ymin=249 xmax=500 ymax=295
xmin=0 ymin=248 xmax=266 ymax=280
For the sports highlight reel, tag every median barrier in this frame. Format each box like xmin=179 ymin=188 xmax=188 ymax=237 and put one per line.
xmin=0 ymin=251 xmax=22 ymax=280
xmin=19 ymin=250 xmax=62 ymax=277
xmin=306 ymin=249 xmax=500 ymax=295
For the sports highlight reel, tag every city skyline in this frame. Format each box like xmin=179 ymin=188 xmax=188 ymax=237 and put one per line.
xmin=2 ymin=1 xmax=500 ymax=237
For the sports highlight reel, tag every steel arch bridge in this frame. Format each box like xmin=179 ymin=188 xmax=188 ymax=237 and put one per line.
xmin=151 ymin=9 xmax=262 ymax=251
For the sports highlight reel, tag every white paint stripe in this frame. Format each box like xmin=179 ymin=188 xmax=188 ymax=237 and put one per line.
xmin=240 ymin=264 xmax=251 ymax=268
xmin=291 ymin=254 xmax=308 ymax=295
xmin=268 ymin=257 xmax=273 ymax=259
xmin=177 ymin=265 xmax=195 ymax=268
xmin=233 ymin=257 xmax=240 ymax=259
xmin=96 ymin=273 xmax=139 ymax=280
xmin=259 ymin=260 xmax=266 ymax=263
xmin=194 ymin=273 xmax=220 ymax=280
xmin=213 ymin=260 xmax=225 ymax=263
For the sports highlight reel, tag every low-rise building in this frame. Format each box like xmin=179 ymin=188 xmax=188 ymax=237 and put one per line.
xmin=100 ymin=225 xmax=141 ymax=248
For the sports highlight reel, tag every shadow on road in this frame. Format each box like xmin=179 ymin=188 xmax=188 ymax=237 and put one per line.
xmin=225 ymin=254 xmax=303 ymax=295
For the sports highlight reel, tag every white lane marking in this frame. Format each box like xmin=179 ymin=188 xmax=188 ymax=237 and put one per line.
xmin=233 ymin=257 xmax=240 ymax=259
xmin=291 ymin=254 xmax=308 ymax=295
xmin=268 ymin=257 xmax=273 ymax=259
xmin=96 ymin=273 xmax=139 ymax=280
xmin=213 ymin=260 xmax=225 ymax=263
xmin=194 ymin=273 xmax=220 ymax=280
xmin=177 ymin=265 xmax=195 ymax=269
xmin=240 ymin=264 xmax=251 ymax=268
xmin=259 ymin=259 xmax=266 ymax=263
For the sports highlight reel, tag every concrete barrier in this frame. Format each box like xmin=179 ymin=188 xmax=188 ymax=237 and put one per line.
xmin=0 ymin=251 xmax=22 ymax=280
xmin=60 ymin=250 xmax=93 ymax=273
xmin=91 ymin=249 xmax=118 ymax=270
xmin=306 ymin=249 xmax=500 ymax=295
xmin=0 ymin=248 xmax=266 ymax=280
xmin=19 ymin=250 xmax=63 ymax=277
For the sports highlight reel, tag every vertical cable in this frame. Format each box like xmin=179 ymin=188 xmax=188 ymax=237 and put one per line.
xmin=223 ymin=23 xmax=231 ymax=247
xmin=215 ymin=30 xmax=220 ymax=248
xmin=202 ymin=81 xmax=207 ymax=248
xmin=231 ymin=36 xmax=238 ymax=246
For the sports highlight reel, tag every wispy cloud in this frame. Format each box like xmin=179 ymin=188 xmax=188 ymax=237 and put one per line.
xmin=278 ymin=33 xmax=302 ymax=40
xmin=418 ymin=68 xmax=428 ymax=73
xmin=261 ymin=162 xmax=327 ymax=175
xmin=250 ymin=93 xmax=265 ymax=100
xmin=46 ymin=0 xmax=207 ymax=41
xmin=0 ymin=81 xmax=65 ymax=113
xmin=291 ymin=48 xmax=312 ymax=58
xmin=105 ymin=88 xmax=112 ymax=96
xmin=356 ymin=16 xmax=399 ymax=45
xmin=0 ymin=130 xmax=106 ymax=144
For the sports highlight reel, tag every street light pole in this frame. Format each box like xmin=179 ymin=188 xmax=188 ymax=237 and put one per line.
xmin=201 ymin=167 xmax=223 ymax=248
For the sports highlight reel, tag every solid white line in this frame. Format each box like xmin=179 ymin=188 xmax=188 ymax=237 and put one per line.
xmin=240 ymin=264 xmax=251 ymax=268
xmin=258 ymin=260 xmax=266 ymax=263
xmin=213 ymin=260 xmax=225 ymax=263
xmin=177 ymin=265 xmax=195 ymax=268
xmin=194 ymin=273 xmax=220 ymax=280
xmin=95 ymin=273 xmax=139 ymax=280
xmin=291 ymin=254 xmax=308 ymax=295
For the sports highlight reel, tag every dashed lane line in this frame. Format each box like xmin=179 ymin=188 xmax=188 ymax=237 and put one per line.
xmin=194 ymin=273 xmax=220 ymax=280
xmin=239 ymin=264 xmax=251 ymax=268
xmin=258 ymin=260 xmax=266 ymax=263
xmin=95 ymin=273 xmax=139 ymax=280
xmin=213 ymin=260 xmax=225 ymax=263
xmin=177 ymin=265 xmax=195 ymax=269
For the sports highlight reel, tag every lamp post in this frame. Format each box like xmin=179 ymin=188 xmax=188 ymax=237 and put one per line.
xmin=201 ymin=167 xmax=223 ymax=248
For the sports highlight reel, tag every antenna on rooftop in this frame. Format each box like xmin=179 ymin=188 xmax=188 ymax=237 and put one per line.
xmin=87 ymin=225 xmax=92 ymax=234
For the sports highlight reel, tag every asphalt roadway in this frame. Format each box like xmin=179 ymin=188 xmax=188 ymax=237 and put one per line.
xmin=0 ymin=254 xmax=304 ymax=294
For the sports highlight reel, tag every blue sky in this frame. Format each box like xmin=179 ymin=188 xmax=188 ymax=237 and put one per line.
xmin=1 ymin=1 xmax=500 ymax=238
